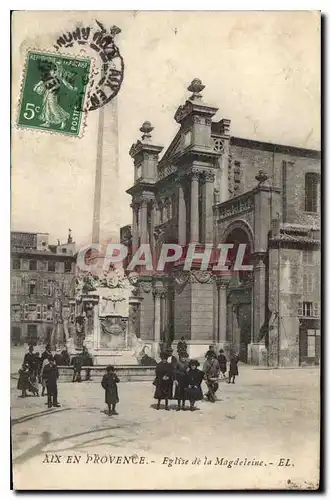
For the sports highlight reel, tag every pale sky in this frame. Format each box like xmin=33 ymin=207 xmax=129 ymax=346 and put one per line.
xmin=11 ymin=11 xmax=320 ymax=247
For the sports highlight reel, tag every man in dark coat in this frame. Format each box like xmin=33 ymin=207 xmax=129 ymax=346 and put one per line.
xmin=80 ymin=346 xmax=93 ymax=381
xmin=204 ymin=345 xmax=217 ymax=359
xmin=228 ymin=353 xmax=239 ymax=384
xmin=203 ymin=351 xmax=220 ymax=402
xmin=140 ymin=347 xmax=157 ymax=366
xmin=186 ymin=360 xmax=204 ymax=411
xmin=174 ymin=351 xmax=189 ymax=411
xmin=41 ymin=344 xmax=52 ymax=364
xmin=23 ymin=345 xmax=38 ymax=375
xmin=101 ymin=365 xmax=120 ymax=416
xmin=153 ymin=352 xmax=174 ymax=410
xmin=71 ymin=354 xmax=83 ymax=382
xmin=42 ymin=356 xmax=60 ymax=408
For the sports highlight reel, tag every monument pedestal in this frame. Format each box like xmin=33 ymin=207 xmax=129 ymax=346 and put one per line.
xmin=92 ymin=349 xmax=138 ymax=366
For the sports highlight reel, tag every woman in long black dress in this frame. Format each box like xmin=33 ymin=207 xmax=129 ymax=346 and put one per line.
xmin=101 ymin=365 xmax=120 ymax=416
xmin=228 ymin=353 xmax=239 ymax=384
xmin=174 ymin=352 xmax=189 ymax=411
xmin=153 ymin=352 xmax=174 ymax=410
xmin=186 ymin=360 xmax=204 ymax=411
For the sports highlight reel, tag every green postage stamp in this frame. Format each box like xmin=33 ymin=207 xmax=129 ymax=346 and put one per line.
xmin=17 ymin=51 xmax=92 ymax=137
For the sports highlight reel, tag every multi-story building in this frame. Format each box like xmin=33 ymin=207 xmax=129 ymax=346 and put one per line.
xmin=122 ymin=78 xmax=321 ymax=367
xmin=11 ymin=230 xmax=76 ymax=345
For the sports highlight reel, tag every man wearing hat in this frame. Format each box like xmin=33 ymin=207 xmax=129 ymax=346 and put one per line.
xmin=186 ymin=360 xmax=204 ymax=411
xmin=204 ymin=344 xmax=217 ymax=359
xmin=203 ymin=350 xmax=221 ymax=402
xmin=42 ymin=355 xmax=60 ymax=408
xmin=174 ymin=351 xmax=190 ymax=411
xmin=153 ymin=352 xmax=174 ymax=410
xmin=23 ymin=345 xmax=38 ymax=377
xmin=41 ymin=344 xmax=52 ymax=365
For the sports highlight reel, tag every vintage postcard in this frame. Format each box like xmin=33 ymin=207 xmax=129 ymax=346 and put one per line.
xmin=11 ymin=11 xmax=321 ymax=490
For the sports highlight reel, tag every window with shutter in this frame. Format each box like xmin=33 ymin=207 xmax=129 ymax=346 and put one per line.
xmin=305 ymin=173 xmax=320 ymax=213
xmin=303 ymin=302 xmax=313 ymax=316
xmin=42 ymin=304 xmax=48 ymax=321
xmin=297 ymin=302 xmax=303 ymax=316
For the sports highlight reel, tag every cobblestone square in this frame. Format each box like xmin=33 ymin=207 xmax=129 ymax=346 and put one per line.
xmin=11 ymin=365 xmax=320 ymax=490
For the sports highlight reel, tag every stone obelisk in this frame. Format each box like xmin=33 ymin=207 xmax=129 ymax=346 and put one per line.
xmin=92 ymin=97 xmax=120 ymax=249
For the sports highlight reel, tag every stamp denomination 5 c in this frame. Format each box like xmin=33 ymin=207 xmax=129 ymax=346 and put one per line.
xmin=17 ymin=51 xmax=92 ymax=137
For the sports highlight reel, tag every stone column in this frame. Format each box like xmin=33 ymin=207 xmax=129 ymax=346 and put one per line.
xmin=140 ymin=199 xmax=149 ymax=244
xmin=178 ymin=181 xmax=186 ymax=246
xmin=216 ymin=278 xmax=230 ymax=343
xmin=93 ymin=298 xmax=101 ymax=350
xmin=150 ymin=201 xmax=157 ymax=249
xmin=120 ymin=318 xmax=129 ymax=348
xmin=131 ymin=203 xmax=139 ymax=254
xmin=152 ymin=284 xmax=163 ymax=357
xmin=227 ymin=301 xmax=233 ymax=343
xmin=161 ymin=289 xmax=168 ymax=341
xmin=252 ymin=252 xmax=267 ymax=343
xmin=202 ymin=171 xmax=215 ymax=243
xmin=190 ymin=171 xmax=200 ymax=243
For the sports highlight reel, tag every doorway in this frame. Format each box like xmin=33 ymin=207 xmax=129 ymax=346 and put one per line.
xmin=224 ymin=226 xmax=253 ymax=362
xmin=299 ymin=319 xmax=320 ymax=365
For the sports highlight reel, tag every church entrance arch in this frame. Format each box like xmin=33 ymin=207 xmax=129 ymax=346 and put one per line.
xmin=221 ymin=221 xmax=254 ymax=362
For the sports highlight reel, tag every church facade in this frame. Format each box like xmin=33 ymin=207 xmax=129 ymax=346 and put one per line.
xmin=122 ymin=79 xmax=321 ymax=366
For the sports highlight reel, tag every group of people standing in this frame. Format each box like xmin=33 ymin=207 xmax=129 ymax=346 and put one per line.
xmin=17 ymin=344 xmax=67 ymax=407
xmin=17 ymin=344 xmax=95 ymax=408
xmin=16 ymin=339 xmax=239 ymax=416
xmin=152 ymin=338 xmax=240 ymax=411
xmin=71 ymin=346 xmax=93 ymax=382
